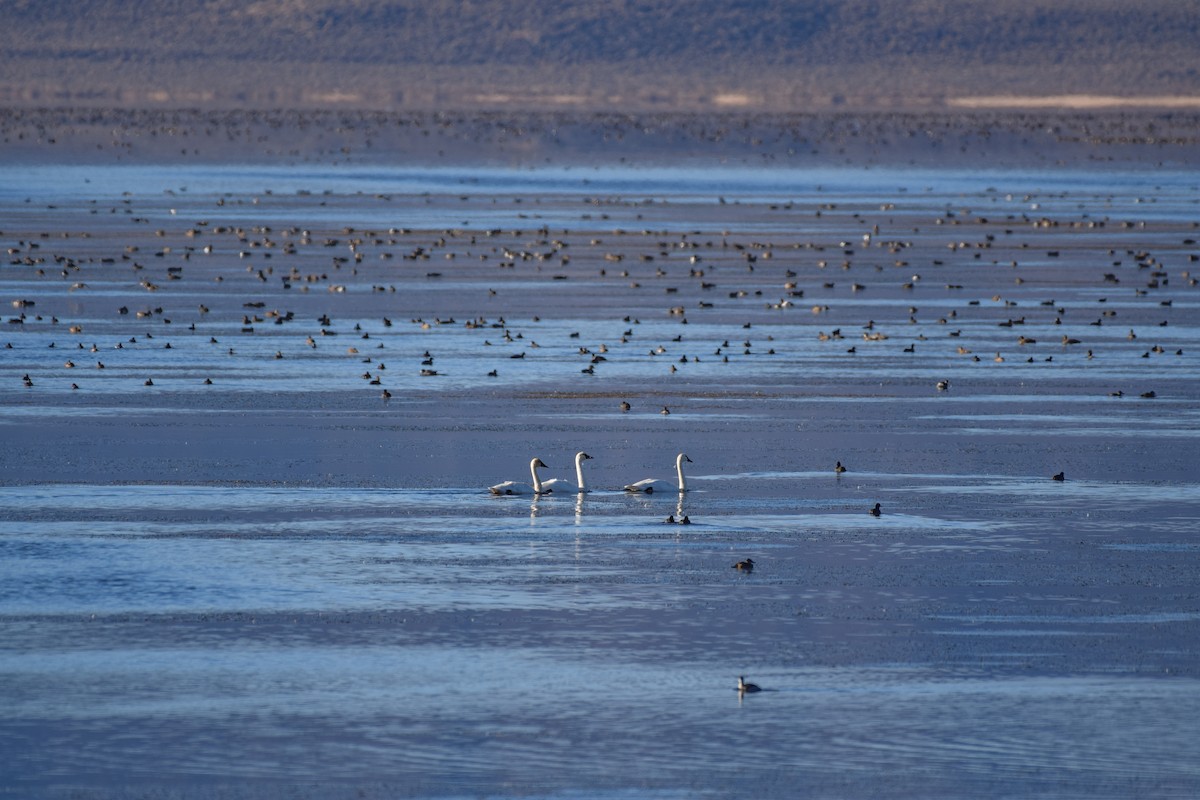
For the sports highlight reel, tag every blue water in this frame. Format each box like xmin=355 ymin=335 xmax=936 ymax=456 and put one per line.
xmin=3 ymin=161 xmax=1200 ymax=799
xmin=3 ymin=477 xmax=1200 ymax=797
xmin=4 ymin=162 xmax=1200 ymax=223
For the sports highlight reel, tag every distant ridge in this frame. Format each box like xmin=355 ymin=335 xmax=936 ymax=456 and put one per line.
xmin=2 ymin=0 xmax=1198 ymax=111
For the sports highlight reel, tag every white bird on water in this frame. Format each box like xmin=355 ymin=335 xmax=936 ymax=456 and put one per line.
xmin=539 ymin=451 xmax=594 ymax=494
xmin=624 ymin=453 xmax=692 ymax=494
xmin=489 ymin=457 xmax=551 ymax=495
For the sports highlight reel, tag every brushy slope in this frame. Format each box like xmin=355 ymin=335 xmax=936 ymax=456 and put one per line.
xmin=2 ymin=0 xmax=1197 ymax=109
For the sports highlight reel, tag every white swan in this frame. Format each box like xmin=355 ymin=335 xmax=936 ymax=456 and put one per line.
xmin=540 ymin=451 xmax=593 ymax=494
xmin=489 ymin=457 xmax=551 ymax=495
xmin=624 ymin=453 xmax=692 ymax=493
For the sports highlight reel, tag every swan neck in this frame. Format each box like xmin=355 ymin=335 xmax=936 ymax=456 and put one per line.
xmin=530 ymin=460 xmax=542 ymax=493
xmin=676 ymin=458 xmax=687 ymax=491
xmin=575 ymin=456 xmax=586 ymax=491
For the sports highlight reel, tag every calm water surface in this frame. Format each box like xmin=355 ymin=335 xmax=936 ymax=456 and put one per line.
xmin=2 ymin=163 xmax=1200 ymax=798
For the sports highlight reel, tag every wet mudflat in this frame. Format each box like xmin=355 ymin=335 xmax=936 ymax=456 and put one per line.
xmin=2 ymin=153 xmax=1199 ymax=798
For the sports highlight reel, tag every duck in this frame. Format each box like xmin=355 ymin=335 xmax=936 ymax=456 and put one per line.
xmin=869 ymin=502 xmax=881 ymax=517
xmin=489 ymin=457 xmax=552 ymax=495
xmin=835 ymin=461 xmax=847 ymax=474
xmin=732 ymin=558 xmax=755 ymax=571
xmin=539 ymin=451 xmax=594 ymax=494
xmin=738 ymin=676 xmax=762 ymax=693
xmin=1052 ymin=471 xmax=1065 ymax=481
xmin=624 ymin=453 xmax=693 ymax=494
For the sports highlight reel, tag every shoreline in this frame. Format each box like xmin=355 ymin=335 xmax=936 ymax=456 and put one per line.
xmin=4 ymin=106 xmax=1200 ymax=170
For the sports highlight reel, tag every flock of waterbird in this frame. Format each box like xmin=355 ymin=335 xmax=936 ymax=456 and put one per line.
xmin=488 ymin=449 xmax=892 ymax=520
xmin=484 ymin=450 xmax=696 ymax=494
xmin=8 ymin=113 xmax=1191 ymax=706
xmin=488 ymin=451 xmax=695 ymax=496
xmin=4 ymin=159 xmax=1193 ymax=404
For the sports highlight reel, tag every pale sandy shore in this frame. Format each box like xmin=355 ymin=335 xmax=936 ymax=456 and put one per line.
xmin=949 ymin=94 xmax=1200 ymax=110
xmin=2 ymin=111 xmax=1199 ymax=798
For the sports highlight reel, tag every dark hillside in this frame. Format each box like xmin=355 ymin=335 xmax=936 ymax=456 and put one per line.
xmin=2 ymin=0 xmax=1197 ymax=109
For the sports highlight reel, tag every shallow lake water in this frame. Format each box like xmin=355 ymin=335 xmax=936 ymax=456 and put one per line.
xmin=2 ymin=161 xmax=1199 ymax=798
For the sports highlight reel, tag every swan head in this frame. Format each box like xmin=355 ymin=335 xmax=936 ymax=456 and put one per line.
xmin=677 ymin=453 xmax=692 ymax=465
xmin=531 ymin=458 xmax=549 ymax=470
xmin=576 ymin=452 xmax=593 ymax=463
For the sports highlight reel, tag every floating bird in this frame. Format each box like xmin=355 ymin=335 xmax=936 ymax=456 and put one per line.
xmin=738 ymin=676 xmax=762 ymax=694
xmin=835 ymin=461 xmax=847 ymax=474
xmin=869 ymin=502 xmax=881 ymax=517
xmin=624 ymin=453 xmax=692 ymax=494
xmin=1052 ymin=472 xmax=1065 ymax=481
xmin=732 ymin=558 xmax=755 ymax=571
xmin=489 ymin=457 xmax=552 ymax=496
xmin=540 ymin=451 xmax=593 ymax=494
